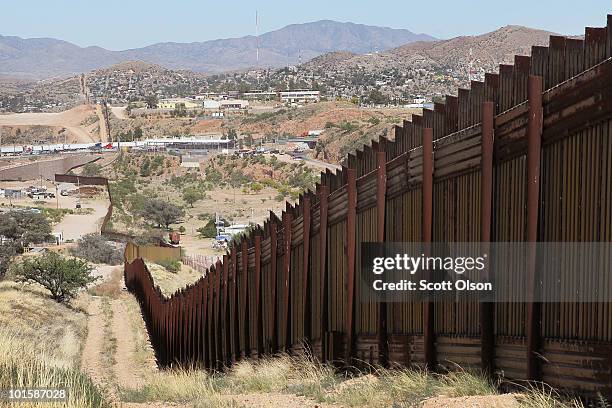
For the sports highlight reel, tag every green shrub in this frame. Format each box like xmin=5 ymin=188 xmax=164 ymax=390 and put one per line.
xmin=156 ymin=259 xmax=181 ymax=273
xmin=197 ymin=219 xmax=218 ymax=239
xmin=71 ymin=233 xmax=124 ymax=265
xmin=14 ymin=252 xmax=99 ymax=303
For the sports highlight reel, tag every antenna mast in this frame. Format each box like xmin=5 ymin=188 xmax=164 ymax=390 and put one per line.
xmin=255 ymin=11 xmax=260 ymax=67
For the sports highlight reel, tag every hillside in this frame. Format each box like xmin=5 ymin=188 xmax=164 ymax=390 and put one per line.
xmin=292 ymin=25 xmax=557 ymax=101
xmin=0 ymin=20 xmax=434 ymax=79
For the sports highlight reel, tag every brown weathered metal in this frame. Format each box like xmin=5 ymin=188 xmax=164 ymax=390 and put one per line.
xmin=269 ymin=213 xmax=278 ymax=351
xmin=526 ymin=75 xmax=543 ymax=381
xmin=346 ymin=168 xmax=357 ymax=361
xmin=318 ymin=184 xmax=330 ymax=361
xmin=222 ymin=254 xmax=229 ymax=365
xmin=480 ymin=101 xmax=495 ymax=374
xmin=302 ymin=196 xmax=311 ymax=340
xmin=254 ymin=235 xmax=262 ymax=357
xmin=240 ymin=238 xmax=249 ymax=358
xmin=422 ymin=128 xmax=435 ymax=370
xmin=282 ymin=210 xmax=293 ymax=350
xmin=376 ymin=150 xmax=388 ymax=365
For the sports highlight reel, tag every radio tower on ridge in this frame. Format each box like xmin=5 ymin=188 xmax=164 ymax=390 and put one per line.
xmin=255 ymin=11 xmax=260 ymax=68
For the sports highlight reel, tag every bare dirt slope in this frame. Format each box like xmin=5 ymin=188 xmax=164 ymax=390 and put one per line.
xmin=0 ymin=104 xmax=100 ymax=143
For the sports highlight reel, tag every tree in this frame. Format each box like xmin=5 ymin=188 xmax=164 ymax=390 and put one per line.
xmin=145 ymin=95 xmax=159 ymax=109
xmin=197 ymin=219 xmax=217 ymax=238
xmin=133 ymin=126 xmax=144 ymax=139
xmin=226 ymin=128 xmax=238 ymax=140
xmin=82 ymin=162 xmax=101 ymax=176
xmin=367 ymin=89 xmax=389 ymax=105
xmin=182 ymin=187 xmax=205 ymax=208
xmin=70 ymin=233 xmax=123 ymax=265
xmin=14 ymin=252 xmax=98 ymax=303
xmin=140 ymin=157 xmax=151 ymax=177
xmin=0 ymin=242 xmax=18 ymax=277
xmin=0 ymin=211 xmax=52 ymax=248
xmin=141 ymin=199 xmax=185 ymax=229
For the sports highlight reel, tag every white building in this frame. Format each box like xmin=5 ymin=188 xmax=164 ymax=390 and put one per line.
xmin=202 ymin=100 xmax=221 ymax=110
xmin=279 ymin=90 xmax=321 ymax=104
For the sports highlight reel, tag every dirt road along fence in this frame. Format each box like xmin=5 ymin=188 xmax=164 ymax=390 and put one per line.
xmin=125 ymin=15 xmax=612 ymax=398
xmin=54 ymin=173 xmax=132 ymax=241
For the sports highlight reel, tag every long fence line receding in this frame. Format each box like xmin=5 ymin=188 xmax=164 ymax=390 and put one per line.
xmin=124 ymin=16 xmax=612 ymax=398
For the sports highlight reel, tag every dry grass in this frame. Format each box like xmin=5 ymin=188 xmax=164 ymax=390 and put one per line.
xmin=0 ymin=280 xmax=110 ymax=407
xmin=516 ymin=384 xmax=587 ymax=408
xmin=88 ymin=267 xmax=123 ymax=298
xmin=122 ymin=292 xmax=156 ymax=368
xmin=121 ymin=354 xmax=503 ymax=407
xmin=0 ymin=280 xmax=87 ymax=367
xmin=120 ymin=354 xmax=589 ymax=408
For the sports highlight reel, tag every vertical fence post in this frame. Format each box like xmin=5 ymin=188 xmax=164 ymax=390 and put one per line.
xmin=202 ymin=277 xmax=209 ymax=368
xmin=376 ymin=150 xmax=388 ymax=366
xmin=269 ymin=214 xmax=278 ymax=352
xmin=222 ymin=254 xmax=229 ymax=365
xmin=207 ymin=271 xmax=214 ymax=366
xmin=526 ymin=75 xmax=543 ymax=381
xmin=215 ymin=259 xmax=222 ymax=368
xmin=240 ymin=238 xmax=249 ymax=358
xmin=230 ymin=245 xmax=238 ymax=363
xmin=480 ymin=101 xmax=495 ymax=374
xmin=302 ymin=195 xmax=311 ymax=342
xmin=318 ymin=184 xmax=329 ymax=361
xmin=281 ymin=210 xmax=293 ymax=351
xmin=254 ymin=234 xmax=262 ymax=357
xmin=346 ymin=167 xmax=357 ymax=361
xmin=168 ymin=297 xmax=174 ymax=366
xmin=422 ymin=127 xmax=436 ymax=370
xmin=193 ymin=280 xmax=202 ymax=367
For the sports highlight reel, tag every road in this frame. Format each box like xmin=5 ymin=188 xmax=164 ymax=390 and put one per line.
xmin=0 ymin=105 xmax=98 ymax=143
xmin=55 ymin=197 xmax=108 ymax=241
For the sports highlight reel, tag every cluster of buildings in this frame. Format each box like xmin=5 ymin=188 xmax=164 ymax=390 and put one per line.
xmin=157 ymin=98 xmax=249 ymax=110
xmin=155 ymin=89 xmax=321 ymax=112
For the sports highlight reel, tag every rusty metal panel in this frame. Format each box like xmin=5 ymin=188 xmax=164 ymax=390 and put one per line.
xmin=585 ymin=27 xmax=607 ymax=68
xmin=498 ymin=64 xmax=515 ymax=113
xmin=548 ymin=36 xmax=567 ymax=88
xmin=457 ymin=88 xmax=470 ymax=130
xmin=422 ymin=128 xmax=435 ymax=369
xmin=531 ymin=46 xmax=549 ymax=78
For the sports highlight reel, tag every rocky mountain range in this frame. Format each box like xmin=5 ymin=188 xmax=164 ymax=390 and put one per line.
xmin=0 ymin=20 xmax=434 ymax=79
xmin=0 ymin=25 xmax=560 ymax=113
xmin=292 ymin=25 xmax=556 ymax=101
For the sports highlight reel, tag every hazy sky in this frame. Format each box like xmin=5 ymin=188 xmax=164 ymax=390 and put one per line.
xmin=1 ymin=1 xmax=609 ymax=50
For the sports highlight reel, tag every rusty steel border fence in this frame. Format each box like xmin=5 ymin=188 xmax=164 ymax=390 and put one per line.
xmin=124 ymin=15 xmax=612 ymax=398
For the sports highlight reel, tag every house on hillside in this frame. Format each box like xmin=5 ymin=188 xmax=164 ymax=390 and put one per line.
xmin=279 ymin=90 xmax=320 ymax=104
